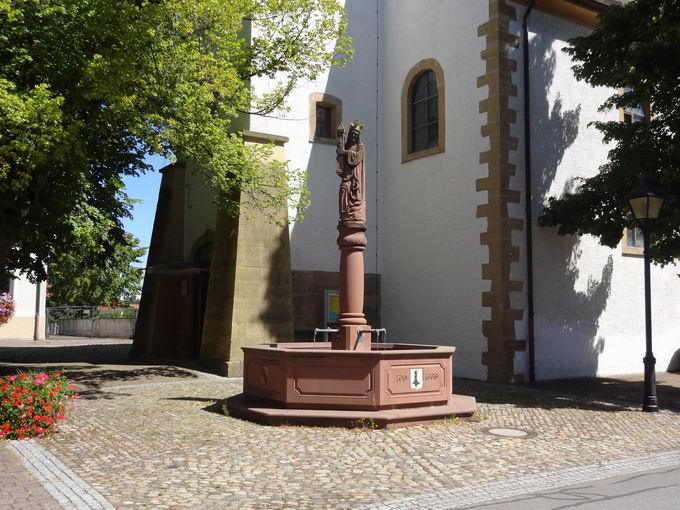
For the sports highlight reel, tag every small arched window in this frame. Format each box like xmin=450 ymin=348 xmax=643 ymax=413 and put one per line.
xmin=402 ymin=59 xmax=445 ymax=163
xmin=193 ymin=241 xmax=213 ymax=266
xmin=410 ymin=71 xmax=439 ymax=153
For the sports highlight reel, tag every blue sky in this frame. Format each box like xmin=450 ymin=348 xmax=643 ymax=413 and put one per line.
xmin=121 ymin=154 xmax=169 ymax=268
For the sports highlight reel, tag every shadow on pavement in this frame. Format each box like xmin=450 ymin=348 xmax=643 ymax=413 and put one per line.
xmin=456 ymin=373 xmax=680 ymax=413
xmin=0 ymin=342 xmax=133 ymax=364
xmin=0 ymin=339 xmax=207 ymax=400
xmin=528 ymin=374 xmax=680 ymax=413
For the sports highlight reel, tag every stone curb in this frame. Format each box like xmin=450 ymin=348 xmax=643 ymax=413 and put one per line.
xmin=8 ymin=440 xmax=114 ymax=510
xmin=353 ymin=449 xmax=680 ymax=509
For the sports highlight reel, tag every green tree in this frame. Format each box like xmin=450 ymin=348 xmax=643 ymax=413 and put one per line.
xmin=0 ymin=0 xmax=350 ymax=280
xmin=47 ymin=224 xmax=145 ymax=306
xmin=539 ymin=0 xmax=680 ymax=265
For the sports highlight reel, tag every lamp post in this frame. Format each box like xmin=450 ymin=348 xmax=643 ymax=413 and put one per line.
xmin=626 ymin=180 xmax=665 ymax=413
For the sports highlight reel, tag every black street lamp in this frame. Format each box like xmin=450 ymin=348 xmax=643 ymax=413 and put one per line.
xmin=626 ymin=180 xmax=665 ymax=413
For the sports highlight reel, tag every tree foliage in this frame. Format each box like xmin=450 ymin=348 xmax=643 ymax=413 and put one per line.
xmin=539 ymin=0 xmax=680 ymax=265
xmin=0 ymin=0 xmax=350 ymax=280
xmin=47 ymin=213 xmax=145 ymax=306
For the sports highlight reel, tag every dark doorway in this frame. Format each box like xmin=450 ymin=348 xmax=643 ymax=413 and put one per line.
xmin=191 ymin=271 xmax=210 ymax=357
xmin=191 ymin=241 xmax=213 ymax=357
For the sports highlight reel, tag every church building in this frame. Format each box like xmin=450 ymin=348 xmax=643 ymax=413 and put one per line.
xmin=133 ymin=0 xmax=680 ymax=383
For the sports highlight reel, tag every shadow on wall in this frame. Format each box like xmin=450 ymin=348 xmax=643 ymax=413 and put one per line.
xmin=258 ymin=225 xmax=295 ymax=342
xmin=529 ymin=32 xmax=613 ymax=379
xmin=668 ymin=349 xmax=680 ymax=372
xmin=289 ymin=0 xmax=380 ymax=336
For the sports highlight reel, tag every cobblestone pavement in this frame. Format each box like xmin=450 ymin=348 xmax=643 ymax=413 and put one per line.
xmin=0 ymin=443 xmax=61 ymax=510
xmin=3 ymin=339 xmax=679 ymax=509
xmin=28 ymin=376 xmax=680 ymax=509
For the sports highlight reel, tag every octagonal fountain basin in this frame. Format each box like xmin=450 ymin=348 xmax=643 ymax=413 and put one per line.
xmin=226 ymin=342 xmax=476 ymax=429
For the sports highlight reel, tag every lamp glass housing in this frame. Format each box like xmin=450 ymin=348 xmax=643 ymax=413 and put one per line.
xmin=627 ymin=186 xmax=665 ymax=221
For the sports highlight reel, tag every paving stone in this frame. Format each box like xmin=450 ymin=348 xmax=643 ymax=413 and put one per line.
xmin=0 ymin=444 xmax=62 ymax=510
xmin=3 ymin=339 xmax=679 ymax=509
xmin=27 ymin=377 xmax=680 ymax=510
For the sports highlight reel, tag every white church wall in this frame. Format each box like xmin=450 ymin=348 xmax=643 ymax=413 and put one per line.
xmin=379 ymin=0 xmax=489 ymax=380
xmin=526 ymin=10 xmax=680 ymax=380
xmin=248 ymin=0 xmax=379 ymax=276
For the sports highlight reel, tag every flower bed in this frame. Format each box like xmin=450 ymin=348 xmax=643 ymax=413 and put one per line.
xmin=0 ymin=372 xmax=78 ymax=440
xmin=0 ymin=292 xmax=15 ymax=325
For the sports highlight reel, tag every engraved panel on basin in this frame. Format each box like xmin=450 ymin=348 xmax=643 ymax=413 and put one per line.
xmin=293 ymin=364 xmax=373 ymax=398
xmin=245 ymin=357 xmax=284 ymax=397
xmin=386 ymin=362 xmax=447 ymax=398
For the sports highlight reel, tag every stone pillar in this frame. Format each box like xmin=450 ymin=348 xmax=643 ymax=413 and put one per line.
xmin=132 ymin=163 xmax=186 ymax=358
xmin=199 ymin=131 xmax=294 ymax=375
xmin=334 ymin=223 xmax=369 ymax=350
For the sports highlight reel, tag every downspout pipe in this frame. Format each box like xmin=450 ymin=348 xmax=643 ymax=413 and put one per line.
xmin=523 ymin=0 xmax=537 ymax=383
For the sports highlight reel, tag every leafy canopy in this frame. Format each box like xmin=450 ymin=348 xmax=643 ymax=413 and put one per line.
xmin=0 ymin=0 xmax=350 ymax=280
xmin=47 ymin=217 xmax=145 ymax=307
xmin=539 ymin=0 xmax=680 ymax=265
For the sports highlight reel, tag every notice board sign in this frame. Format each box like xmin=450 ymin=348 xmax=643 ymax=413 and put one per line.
xmin=324 ymin=290 xmax=340 ymax=326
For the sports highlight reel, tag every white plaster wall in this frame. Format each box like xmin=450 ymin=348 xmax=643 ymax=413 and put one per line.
xmin=0 ymin=274 xmax=46 ymax=339
xmin=10 ymin=275 xmax=45 ymax=317
xmin=379 ymin=0 xmax=489 ymax=380
xmin=526 ymin=11 xmax=680 ymax=379
xmin=249 ymin=0 xmax=379 ymax=275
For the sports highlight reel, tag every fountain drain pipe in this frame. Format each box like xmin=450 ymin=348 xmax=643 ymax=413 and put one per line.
xmin=523 ymin=0 xmax=537 ymax=383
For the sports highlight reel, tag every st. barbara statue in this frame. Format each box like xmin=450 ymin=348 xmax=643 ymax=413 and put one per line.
xmin=336 ymin=121 xmax=366 ymax=225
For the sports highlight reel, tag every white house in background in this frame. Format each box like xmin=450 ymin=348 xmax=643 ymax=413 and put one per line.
xmin=135 ymin=0 xmax=680 ymax=382
xmin=0 ymin=273 xmax=46 ymax=340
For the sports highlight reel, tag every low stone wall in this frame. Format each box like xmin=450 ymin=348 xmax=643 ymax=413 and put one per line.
xmin=54 ymin=319 xmax=135 ymax=339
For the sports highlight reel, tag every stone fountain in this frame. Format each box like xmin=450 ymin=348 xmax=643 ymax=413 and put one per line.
xmin=226 ymin=121 xmax=476 ymax=428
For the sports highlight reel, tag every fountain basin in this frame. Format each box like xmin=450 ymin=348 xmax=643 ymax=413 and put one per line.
xmin=243 ymin=342 xmax=456 ymax=410
xmin=226 ymin=342 xmax=476 ymax=428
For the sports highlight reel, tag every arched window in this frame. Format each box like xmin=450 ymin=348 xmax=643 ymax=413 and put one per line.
xmin=193 ymin=241 xmax=213 ymax=266
xmin=402 ymin=59 xmax=445 ymax=163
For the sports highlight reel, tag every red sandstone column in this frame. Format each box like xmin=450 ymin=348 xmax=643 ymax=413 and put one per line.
xmin=334 ymin=122 xmax=371 ymax=351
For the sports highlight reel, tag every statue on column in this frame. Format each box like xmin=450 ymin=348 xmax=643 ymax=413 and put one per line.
xmin=334 ymin=121 xmax=369 ymax=350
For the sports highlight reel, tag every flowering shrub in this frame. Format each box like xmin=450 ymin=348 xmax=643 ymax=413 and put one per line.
xmin=0 ymin=292 xmax=15 ymax=325
xmin=0 ymin=372 xmax=78 ymax=440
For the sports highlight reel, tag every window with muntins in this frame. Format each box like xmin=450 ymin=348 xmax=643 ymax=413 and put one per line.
xmin=622 ymin=227 xmax=644 ymax=256
xmin=315 ymin=105 xmax=332 ymax=139
xmin=309 ymin=93 xmax=342 ymax=145
xmin=410 ymin=71 xmax=439 ymax=153
xmin=401 ymin=58 xmax=445 ymax=162
xmin=622 ymin=85 xmax=646 ymax=124
xmin=626 ymin=227 xmax=644 ymax=248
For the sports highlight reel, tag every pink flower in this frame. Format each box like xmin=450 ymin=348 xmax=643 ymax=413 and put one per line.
xmin=33 ymin=373 xmax=49 ymax=386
